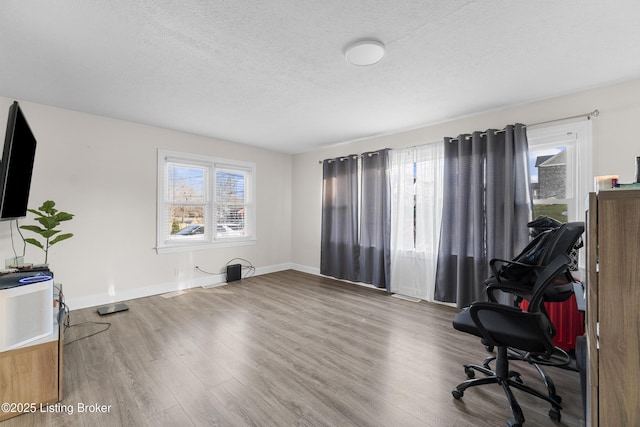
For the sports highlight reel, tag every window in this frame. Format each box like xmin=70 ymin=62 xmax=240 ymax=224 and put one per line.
xmin=527 ymin=120 xmax=592 ymax=274
xmin=157 ymin=150 xmax=256 ymax=253
xmin=529 ymin=143 xmax=572 ymax=222
xmin=527 ymin=120 xmax=592 ymax=224
xmin=389 ymin=143 xmax=444 ymax=300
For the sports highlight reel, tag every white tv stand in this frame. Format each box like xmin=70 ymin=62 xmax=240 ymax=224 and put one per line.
xmin=0 ymin=285 xmax=66 ymax=422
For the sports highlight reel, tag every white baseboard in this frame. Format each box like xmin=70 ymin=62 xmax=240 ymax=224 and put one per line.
xmin=255 ymin=262 xmax=295 ymax=276
xmin=289 ymin=264 xmax=384 ymax=291
xmin=65 ymin=262 xmax=387 ymax=311
xmin=66 ymin=263 xmax=295 ymax=310
xmin=289 ymin=263 xmax=320 ymax=276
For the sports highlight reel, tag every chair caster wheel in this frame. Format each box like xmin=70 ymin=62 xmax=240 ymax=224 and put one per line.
xmin=549 ymin=407 xmax=561 ymax=422
xmin=507 ymin=418 xmax=522 ymax=427
xmin=464 ymin=367 xmax=475 ymax=379
xmin=509 ymin=373 xmax=523 ymax=384
xmin=452 ymin=389 xmax=463 ymax=399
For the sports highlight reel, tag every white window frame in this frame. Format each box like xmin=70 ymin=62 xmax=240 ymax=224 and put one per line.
xmin=527 ymin=120 xmax=592 ymax=273
xmin=156 ymin=149 xmax=256 ymax=254
xmin=527 ymin=119 xmax=593 ymax=224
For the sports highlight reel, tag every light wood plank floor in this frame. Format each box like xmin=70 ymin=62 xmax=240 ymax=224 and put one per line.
xmin=4 ymin=270 xmax=583 ymax=426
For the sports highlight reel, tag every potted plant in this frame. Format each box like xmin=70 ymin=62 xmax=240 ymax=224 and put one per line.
xmin=20 ymin=200 xmax=74 ymax=265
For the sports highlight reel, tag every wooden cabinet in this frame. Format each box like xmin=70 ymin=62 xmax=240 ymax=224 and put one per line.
xmin=586 ymin=190 xmax=640 ymax=426
xmin=0 ymin=303 xmax=65 ymax=421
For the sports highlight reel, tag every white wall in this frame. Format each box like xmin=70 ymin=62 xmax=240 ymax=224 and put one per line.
xmin=0 ymin=98 xmax=293 ymax=309
xmin=291 ymin=78 xmax=640 ymax=272
xmin=3 ymin=78 xmax=639 ymax=307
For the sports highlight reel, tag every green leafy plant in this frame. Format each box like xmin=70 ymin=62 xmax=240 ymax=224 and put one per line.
xmin=20 ymin=200 xmax=74 ymax=265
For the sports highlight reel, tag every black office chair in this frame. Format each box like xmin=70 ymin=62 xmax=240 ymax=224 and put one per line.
xmin=479 ymin=222 xmax=584 ymax=403
xmin=451 ymin=254 xmax=571 ymax=427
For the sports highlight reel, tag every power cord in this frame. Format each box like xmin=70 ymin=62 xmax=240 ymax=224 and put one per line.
xmin=8 ymin=219 xmax=27 ymax=268
xmin=225 ymin=257 xmax=255 ymax=278
xmin=64 ymin=321 xmax=111 ymax=346
xmin=55 ymin=284 xmax=112 ymax=346
xmin=54 ymin=284 xmax=70 ymax=328
xmin=195 ymin=258 xmax=255 ymax=278
xmin=195 ymin=265 xmax=217 ymax=275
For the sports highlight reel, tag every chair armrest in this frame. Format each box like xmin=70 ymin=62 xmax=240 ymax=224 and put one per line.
xmin=486 ymin=255 xmax=572 ymax=304
xmin=486 ymin=281 xmax=533 ymax=303
xmin=528 ymin=255 xmax=572 ymax=308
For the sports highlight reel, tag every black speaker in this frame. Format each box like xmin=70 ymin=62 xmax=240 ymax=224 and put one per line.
xmin=226 ymin=264 xmax=242 ymax=282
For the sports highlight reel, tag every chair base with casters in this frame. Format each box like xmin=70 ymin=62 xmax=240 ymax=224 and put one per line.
xmin=452 ymin=347 xmax=562 ymax=427
xmin=464 ymin=346 xmax=573 ymax=408
xmin=451 ymin=255 xmax=571 ymax=427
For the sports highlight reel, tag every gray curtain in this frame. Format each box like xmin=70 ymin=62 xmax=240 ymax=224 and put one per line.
xmin=359 ymin=149 xmax=391 ymax=290
xmin=434 ymin=124 xmax=531 ymax=308
xmin=320 ymin=150 xmax=391 ymax=290
xmin=320 ymin=155 xmax=360 ymax=282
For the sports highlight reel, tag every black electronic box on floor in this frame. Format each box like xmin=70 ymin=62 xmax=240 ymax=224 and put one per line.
xmin=226 ymin=264 xmax=242 ymax=282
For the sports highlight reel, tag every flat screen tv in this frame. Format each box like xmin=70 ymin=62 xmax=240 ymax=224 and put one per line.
xmin=0 ymin=101 xmax=37 ymax=220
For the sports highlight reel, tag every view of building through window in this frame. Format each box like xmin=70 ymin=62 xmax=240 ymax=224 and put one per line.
xmin=529 ymin=145 xmax=568 ymax=223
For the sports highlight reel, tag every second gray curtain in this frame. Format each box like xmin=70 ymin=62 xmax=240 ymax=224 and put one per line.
xmin=320 ymin=149 xmax=391 ymax=290
xmin=434 ymin=124 xmax=531 ymax=308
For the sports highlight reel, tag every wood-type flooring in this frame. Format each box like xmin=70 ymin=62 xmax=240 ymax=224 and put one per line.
xmin=3 ymin=270 xmax=583 ymax=426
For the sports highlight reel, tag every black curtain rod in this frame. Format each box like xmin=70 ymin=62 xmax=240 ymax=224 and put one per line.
xmin=318 ymin=151 xmax=380 ymax=164
xmin=447 ymin=109 xmax=599 ymax=143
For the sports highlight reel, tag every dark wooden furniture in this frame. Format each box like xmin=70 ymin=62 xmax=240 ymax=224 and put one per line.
xmin=586 ymin=190 xmax=640 ymax=426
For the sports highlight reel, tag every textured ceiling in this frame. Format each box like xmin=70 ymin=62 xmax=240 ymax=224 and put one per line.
xmin=2 ymin=1 xmax=640 ymax=154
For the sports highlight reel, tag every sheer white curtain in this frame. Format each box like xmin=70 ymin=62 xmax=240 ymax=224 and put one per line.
xmin=390 ymin=142 xmax=444 ymax=301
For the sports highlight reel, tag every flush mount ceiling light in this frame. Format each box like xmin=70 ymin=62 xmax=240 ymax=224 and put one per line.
xmin=345 ymin=40 xmax=386 ymax=66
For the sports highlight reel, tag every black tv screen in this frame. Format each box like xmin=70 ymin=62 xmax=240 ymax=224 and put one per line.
xmin=0 ymin=101 xmax=37 ymax=220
